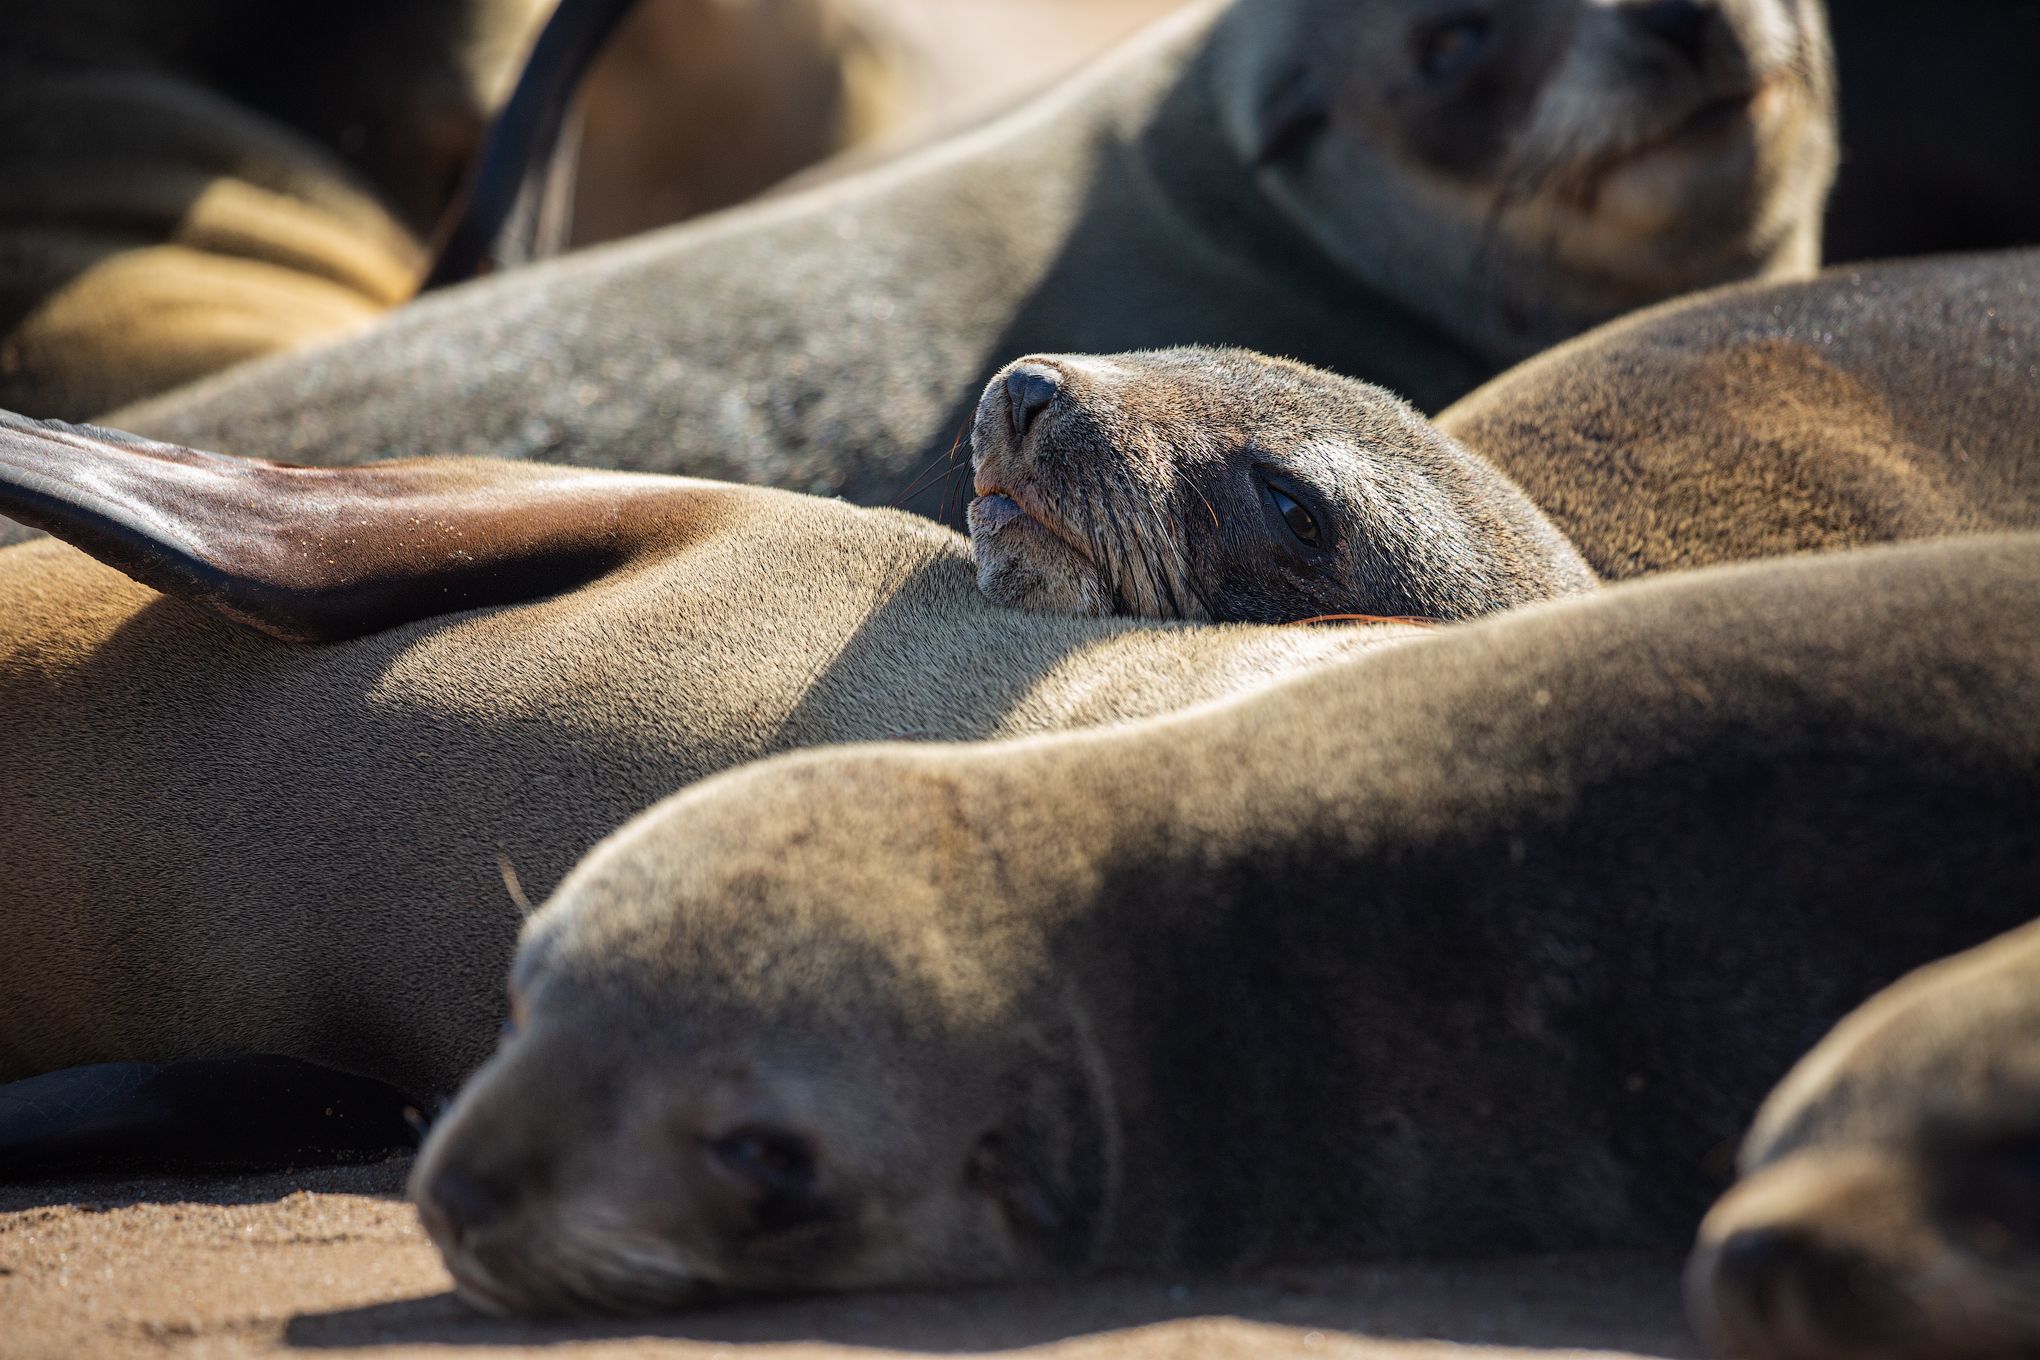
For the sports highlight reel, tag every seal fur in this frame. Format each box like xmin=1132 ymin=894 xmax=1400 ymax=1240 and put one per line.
xmin=110 ymin=0 xmax=1836 ymax=516
xmin=1688 ymin=918 xmax=2040 ymax=1360
xmin=966 ymin=347 xmax=1596 ymax=622
xmin=413 ymin=533 xmax=2040 ymax=1313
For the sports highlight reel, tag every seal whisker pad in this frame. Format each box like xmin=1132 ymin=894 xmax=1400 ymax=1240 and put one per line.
xmin=965 ymin=348 xmax=1597 ymax=625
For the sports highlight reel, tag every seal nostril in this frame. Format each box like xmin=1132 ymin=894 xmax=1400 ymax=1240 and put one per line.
xmin=1627 ymin=0 xmax=1716 ymax=69
xmin=426 ymin=1169 xmax=513 ymax=1243
xmin=1005 ymin=369 xmax=1061 ymax=439
xmin=1708 ymin=1225 xmax=1801 ymax=1329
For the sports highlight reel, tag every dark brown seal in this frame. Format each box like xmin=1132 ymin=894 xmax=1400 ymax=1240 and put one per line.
xmin=966 ymin=348 xmax=1595 ymax=622
xmin=411 ymin=532 xmax=2040 ymax=1314
xmin=1688 ymin=917 xmax=2040 ymax=1360
xmin=112 ymin=0 xmax=1836 ymax=520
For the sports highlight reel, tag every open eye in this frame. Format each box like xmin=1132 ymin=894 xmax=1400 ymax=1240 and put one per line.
xmin=1417 ymin=12 xmax=1493 ymax=81
xmin=1259 ymin=472 xmax=1327 ymax=551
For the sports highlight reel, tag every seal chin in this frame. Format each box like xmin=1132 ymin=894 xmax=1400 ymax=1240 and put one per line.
xmin=971 ymin=495 xmax=1112 ymax=617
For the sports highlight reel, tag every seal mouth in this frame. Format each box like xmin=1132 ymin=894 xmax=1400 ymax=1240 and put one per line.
xmin=968 ymin=479 xmax=1100 ymax=571
xmin=966 ymin=491 xmax=1028 ymax=537
xmin=1615 ymin=83 xmax=1768 ymax=167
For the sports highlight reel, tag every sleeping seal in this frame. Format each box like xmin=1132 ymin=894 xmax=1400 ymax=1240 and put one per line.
xmin=1688 ymin=918 xmax=2040 ymax=1360
xmin=0 ymin=383 xmax=1582 ymax=1104
xmin=110 ymin=0 xmax=1837 ymax=517
xmin=412 ymin=532 xmax=2040 ymax=1314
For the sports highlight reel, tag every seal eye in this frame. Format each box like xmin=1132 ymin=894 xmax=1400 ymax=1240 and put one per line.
xmin=1417 ymin=13 xmax=1493 ymax=82
xmin=710 ymin=1125 xmax=817 ymax=1199
xmin=1259 ymin=473 xmax=1327 ymax=552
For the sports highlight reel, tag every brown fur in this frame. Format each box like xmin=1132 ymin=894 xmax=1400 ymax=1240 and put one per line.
xmin=1436 ymin=250 xmax=2040 ymax=578
xmin=414 ymin=533 xmax=2040 ymax=1313
xmin=1688 ymin=919 xmax=2040 ymax=1360
xmin=0 ymin=0 xmax=550 ymax=420
xmin=568 ymin=0 xmax=900 ymax=246
xmin=966 ymin=348 xmax=1595 ymax=623
xmin=0 ymin=416 xmax=1432 ymax=1100
xmin=107 ymin=0 xmax=1835 ymax=516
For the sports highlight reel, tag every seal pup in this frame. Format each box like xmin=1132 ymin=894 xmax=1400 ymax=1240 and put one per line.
xmin=110 ymin=0 xmax=1837 ymax=516
xmin=0 ymin=0 xmax=549 ymax=419
xmin=412 ymin=533 xmax=2040 ymax=1314
xmin=0 ymin=406 xmax=1503 ymax=1102
xmin=1688 ymin=918 xmax=2040 ymax=1360
xmin=1436 ymin=250 xmax=2040 ymax=579
xmin=967 ymin=348 xmax=1596 ymax=622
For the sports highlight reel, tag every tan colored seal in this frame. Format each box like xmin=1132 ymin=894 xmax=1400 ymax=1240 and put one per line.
xmin=0 ymin=0 xmax=550 ymax=420
xmin=966 ymin=348 xmax=1595 ymax=622
xmin=113 ymin=0 xmax=1836 ymax=517
xmin=0 ymin=408 xmax=1440 ymax=1099
xmin=1436 ymin=249 xmax=2040 ymax=579
xmin=412 ymin=532 xmax=2040 ymax=1314
xmin=1688 ymin=918 xmax=2040 ymax=1360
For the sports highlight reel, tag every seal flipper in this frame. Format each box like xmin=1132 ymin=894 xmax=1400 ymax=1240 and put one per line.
xmin=0 ymin=1057 xmax=420 ymax=1177
xmin=0 ymin=409 xmax=692 ymax=643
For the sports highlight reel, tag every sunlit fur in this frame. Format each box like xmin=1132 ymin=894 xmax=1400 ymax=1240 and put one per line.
xmin=967 ymin=348 xmax=1596 ymax=623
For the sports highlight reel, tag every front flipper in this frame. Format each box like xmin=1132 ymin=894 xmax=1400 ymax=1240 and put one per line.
xmin=0 ymin=409 xmax=696 ymax=642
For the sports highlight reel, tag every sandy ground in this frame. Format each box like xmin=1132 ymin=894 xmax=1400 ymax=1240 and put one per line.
xmin=1 ymin=1159 xmax=1700 ymax=1360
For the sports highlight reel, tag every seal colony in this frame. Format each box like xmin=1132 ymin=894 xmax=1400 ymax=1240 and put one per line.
xmin=110 ymin=0 xmax=1837 ymax=516
xmin=0 ymin=376 xmax=1588 ymax=1101
xmin=409 ymin=533 xmax=2040 ymax=1315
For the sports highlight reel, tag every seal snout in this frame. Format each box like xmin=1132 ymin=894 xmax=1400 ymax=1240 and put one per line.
xmin=419 ymin=1167 xmax=517 ymax=1248
xmin=1004 ymin=365 xmax=1062 ymax=439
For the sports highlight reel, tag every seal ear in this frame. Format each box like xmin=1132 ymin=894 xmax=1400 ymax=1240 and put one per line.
xmin=0 ymin=409 xmax=688 ymax=643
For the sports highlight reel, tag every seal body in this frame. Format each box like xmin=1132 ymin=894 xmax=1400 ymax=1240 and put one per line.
xmin=1688 ymin=918 xmax=2040 ymax=1360
xmin=0 ymin=415 xmax=1425 ymax=1101
xmin=0 ymin=0 xmax=548 ymax=419
xmin=112 ymin=0 xmax=1836 ymax=517
xmin=1436 ymin=250 xmax=2040 ymax=579
xmin=415 ymin=533 xmax=2040 ymax=1314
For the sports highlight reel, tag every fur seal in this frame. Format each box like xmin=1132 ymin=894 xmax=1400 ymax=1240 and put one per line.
xmin=1435 ymin=249 xmax=2040 ymax=579
xmin=0 ymin=405 xmax=1492 ymax=1102
xmin=109 ymin=0 xmax=1837 ymax=518
xmin=1687 ymin=918 xmax=2040 ymax=1360
xmin=967 ymin=348 xmax=1595 ymax=621
xmin=0 ymin=0 xmax=549 ymax=420
xmin=409 ymin=532 xmax=2040 ymax=1314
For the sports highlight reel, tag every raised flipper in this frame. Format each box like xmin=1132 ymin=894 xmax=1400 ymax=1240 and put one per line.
xmin=0 ymin=409 xmax=697 ymax=642
xmin=0 ymin=1057 xmax=421 ymax=1177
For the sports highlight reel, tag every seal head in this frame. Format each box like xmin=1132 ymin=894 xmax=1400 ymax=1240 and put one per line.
xmin=411 ymin=770 xmax=1113 ymax=1315
xmin=967 ymin=348 xmax=1596 ymax=623
xmin=1687 ymin=920 xmax=2040 ymax=1360
xmin=1221 ymin=0 xmax=1837 ymax=355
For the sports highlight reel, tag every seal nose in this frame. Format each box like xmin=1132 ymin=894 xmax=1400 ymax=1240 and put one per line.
xmin=422 ymin=1168 xmax=515 ymax=1245
xmin=1627 ymin=0 xmax=1717 ymax=69
xmin=1005 ymin=367 xmax=1060 ymax=439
